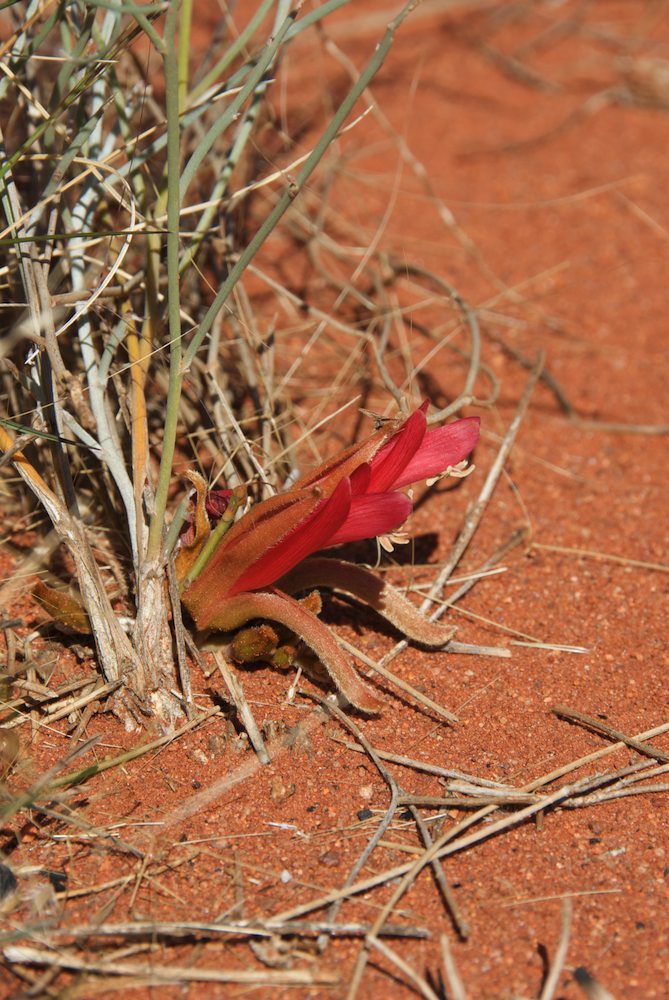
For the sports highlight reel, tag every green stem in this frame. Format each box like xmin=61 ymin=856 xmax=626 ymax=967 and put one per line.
xmin=93 ymin=0 xmax=166 ymax=49
xmin=181 ymin=0 xmax=418 ymax=373
xmin=147 ymin=0 xmax=183 ymax=561
xmin=178 ymin=85 xmax=265 ymax=274
xmin=179 ymin=8 xmax=297 ymax=201
xmin=190 ymin=0 xmax=274 ymax=102
xmin=177 ymin=0 xmax=192 ymax=111
xmin=164 ymin=495 xmax=190 ymax=556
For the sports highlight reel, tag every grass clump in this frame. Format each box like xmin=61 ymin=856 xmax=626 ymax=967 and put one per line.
xmin=0 ymin=0 xmax=423 ymax=731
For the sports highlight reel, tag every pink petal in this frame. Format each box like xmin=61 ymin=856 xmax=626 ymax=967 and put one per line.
xmin=391 ymin=416 xmax=480 ymax=489
xmin=229 ymin=477 xmax=352 ymax=594
xmin=326 ymin=492 xmax=413 ymax=547
xmin=367 ymin=407 xmax=427 ymax=493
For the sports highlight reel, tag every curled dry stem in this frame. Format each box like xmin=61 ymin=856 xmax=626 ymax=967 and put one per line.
xmin=278 ymin=557 xmax=457 ymax=647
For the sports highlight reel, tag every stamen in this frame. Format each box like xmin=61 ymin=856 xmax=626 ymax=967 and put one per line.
xmin=378 ymin=528 xmax=411 ymax=553
xmin=426 ymin=460 xmax=475 ymax=487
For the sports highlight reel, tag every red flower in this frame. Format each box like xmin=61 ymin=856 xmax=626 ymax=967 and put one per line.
xmin=320 ymin=402 xmax=479 ymax=547
xmin=180 ymin=404 xmax=479 ymax=628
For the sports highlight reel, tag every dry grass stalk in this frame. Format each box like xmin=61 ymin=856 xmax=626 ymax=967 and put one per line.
xmin=441 ymin=933 xmax=468 ymax=1000
xmin=38 ymin=917 xmax=429 ymax=942
xmin=211 ymin=649 xmax=269 ymax=764
xmin=553 ymin=705 xmax=669 ymax=763
xmin=539 ymin=899 xmax=573 ymax=1000
xmin=3 ymin=946 xmax=340 ymax=986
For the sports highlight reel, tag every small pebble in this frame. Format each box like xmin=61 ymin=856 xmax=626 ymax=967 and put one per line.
xmin=319 ymin=850 xmax=341 ymax=867
xmin=270 ymin=776 xmax=296 ymax=804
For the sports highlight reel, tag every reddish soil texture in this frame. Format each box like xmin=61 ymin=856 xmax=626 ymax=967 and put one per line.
xmin=3 ymin=2 xmax=669 ymax=998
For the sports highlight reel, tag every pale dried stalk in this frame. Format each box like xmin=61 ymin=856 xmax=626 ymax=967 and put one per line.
xmin=132 ymin=560 xmax=183 ymax=729
xmin=212 ymin=650 xmax=269 ymax=764
xmin=539 ymin=900 xmax=573 ymax=1000
xmin=2 ymin=433 xmax=143 ymax=703
xmin=39 ymin=918 xmax=428 ymax=939
xmin=440 ymin=934 xmax=468 ymax=1000
xmin=366 ymin=937 xmax=440 ymax=1000
xmin=2 ymin=946 xmax=338 ymax=986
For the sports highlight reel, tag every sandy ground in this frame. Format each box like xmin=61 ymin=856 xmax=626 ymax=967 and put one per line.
xmin=2 ymin=2 xmax=668 ymax=998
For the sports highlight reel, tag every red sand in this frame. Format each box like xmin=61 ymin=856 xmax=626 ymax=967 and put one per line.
xmin=2 ymin=2 xmax=668 ymax=997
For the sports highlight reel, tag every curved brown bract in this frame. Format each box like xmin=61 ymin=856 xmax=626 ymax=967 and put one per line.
xmin=278 ymin=557 xmax=457 ymax=647
xmin=195 ymin=588 xmax=383 ymax=714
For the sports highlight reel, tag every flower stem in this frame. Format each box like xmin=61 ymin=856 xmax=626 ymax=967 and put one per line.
xmin=182 ymin=485 xmax=247 ymax=588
